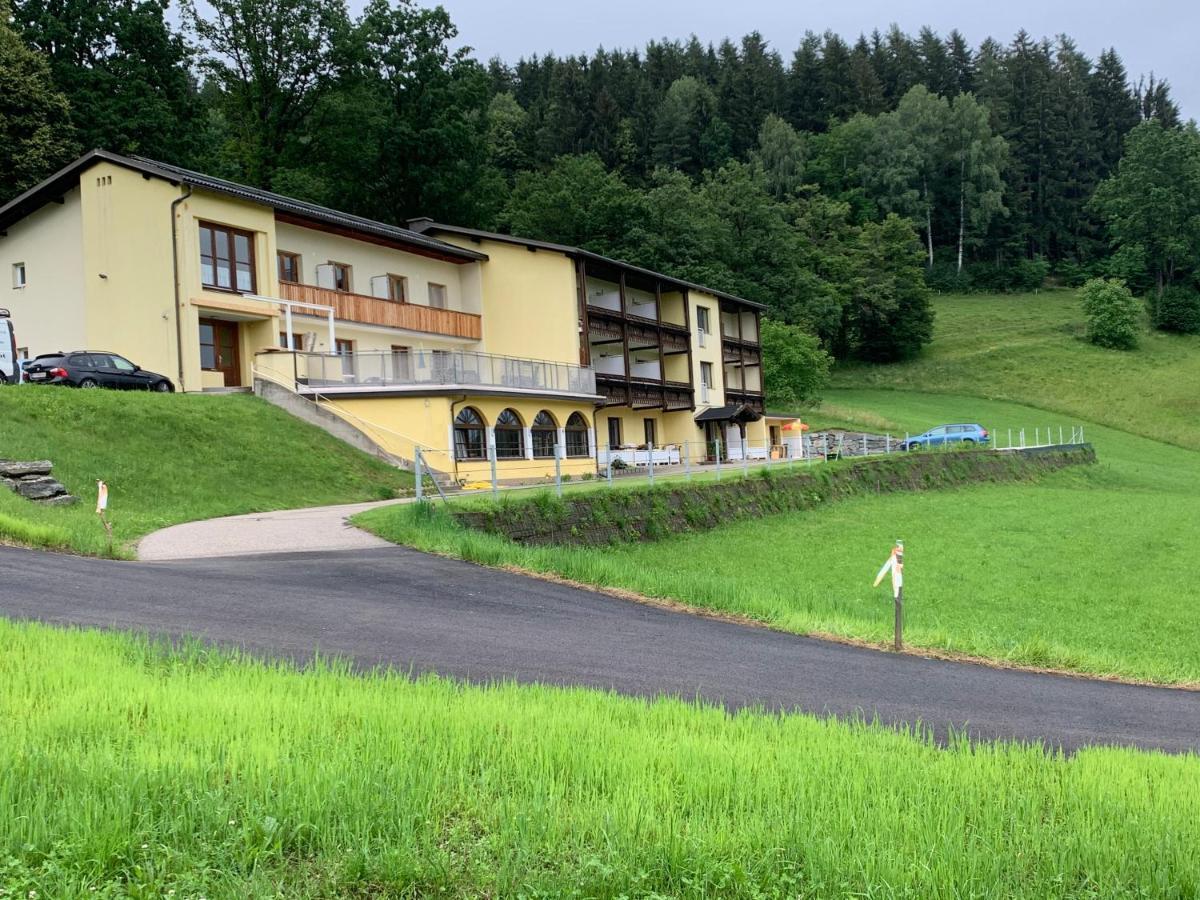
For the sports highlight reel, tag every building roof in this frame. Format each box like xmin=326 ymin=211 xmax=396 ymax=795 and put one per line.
xmin=408 ymin=219 xmax=769 ymax=311
xmin=694 ymin=403 xmax=763 ymax=423
xmin=0 ymin=150 xmax=487 ymax=264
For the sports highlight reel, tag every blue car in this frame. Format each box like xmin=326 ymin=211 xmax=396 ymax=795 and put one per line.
xmin=901 ymin=423 xmax=990 ymax=450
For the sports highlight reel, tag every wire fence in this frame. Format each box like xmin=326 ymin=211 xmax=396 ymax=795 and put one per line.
xmin=412 ymin=424 xmax=1088 ymax=502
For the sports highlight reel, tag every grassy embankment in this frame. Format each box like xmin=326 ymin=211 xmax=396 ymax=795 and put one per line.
xmin=832 ymin=289 xmax=1200 ymax=449
xmin=2 ymin=619 xmax=1197 ymax=898
xmin=359 ymin=292 xmax=1200 ymax=684
xmin=0 ymin=388 xmax=411 ymax=557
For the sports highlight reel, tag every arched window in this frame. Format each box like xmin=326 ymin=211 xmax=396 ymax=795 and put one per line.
xmin=565 ymin=412 xmax=590 ymax=458
xmin=454 ymin=407 xmax=486 ymax=460
xmin=494 ymin=408 xmax=525 ymax=458
xmin=531 ymin=410 xmax=558 ymax=458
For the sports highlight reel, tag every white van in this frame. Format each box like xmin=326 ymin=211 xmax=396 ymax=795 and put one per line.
xmin=0 ymin=309 xmax=17 ymax=384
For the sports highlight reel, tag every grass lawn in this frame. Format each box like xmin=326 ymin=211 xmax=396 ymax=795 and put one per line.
xmin=2 ymin=619 xmax=1197 ymax=898
xmin=834 ymin=289 xmax=1200 ymax=450
xmin=0 ymin=388 xmax=412 ymax=557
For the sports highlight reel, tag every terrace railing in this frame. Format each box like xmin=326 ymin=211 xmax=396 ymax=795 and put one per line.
xmin=284 ymin=349 xmax=598 ymax=397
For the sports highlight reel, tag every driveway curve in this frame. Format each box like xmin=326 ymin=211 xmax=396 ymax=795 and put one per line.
xmin=1 ymin=544 xmax=1196 ymax=754
xmin=137 ymin=499 xmax=407 ymax=560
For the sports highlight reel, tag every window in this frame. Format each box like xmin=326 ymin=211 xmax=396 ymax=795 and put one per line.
xmin=565 ymin=412 xmax=589 ymax=458
xmin=454 ymin=407 xmax=486 ymax=460
xmin=531 ymin=410 xmax=557 ymax=458
xmin=335 ymin=338 xmax=354 ymax=376
xmin=427 ymin=282 xmax=447 ymax=308
xmin=12 ymin=262 xmax=26 ymax=289
xmin=644 ymin=418 xmax=657 ymax=448
xmin=199 ymin=322 xmax=216 ymax=369
xmin=391 ymin=345 xmax=411 ymax=381
xmin=607 ymin=417 xmax=622 ymax=449
xmin=700 ymin=361 xmax=713 ymax=402
xmin=277 ymin=251 xmax=301 ymax=284
xmin=199 ymin=222 xmax=256 ymax=292
xmin=494 ymin=408 xmax=525 ymax=458
xmin=278 ymin=331 xmax=304 ymax=350
xmin=388 ymin=274 xmax=408 ymax=302
xmin=110 ymin=355 xmax=136 ymax=373
xmin=696 ymin=305 xmax=711 ymax=341
xmin=329 ymin=262 xmax=352 ymax=292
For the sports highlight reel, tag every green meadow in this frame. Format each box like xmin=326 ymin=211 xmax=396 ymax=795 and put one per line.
xmin=834 ymin=289 xmax=1200 ymax=449
xmin=0 ymin=388 xmax=411 ymax=556
xmin=360 ymin=292 xmax=1200 ymax=684
xmin=1 ymin=620 xmax=1197 ymax=898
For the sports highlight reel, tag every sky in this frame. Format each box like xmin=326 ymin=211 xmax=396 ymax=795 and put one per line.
xmin=428 ymin=0 xmax=1197 ymax=118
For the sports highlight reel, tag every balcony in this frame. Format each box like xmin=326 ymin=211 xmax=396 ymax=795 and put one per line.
xmin=273 ymin=349 xmax=598 ymax=399
xmin=280 ymin=281 xmax=481 ymax=340
xmin=596 ymin=373 xmax=693 ymax=410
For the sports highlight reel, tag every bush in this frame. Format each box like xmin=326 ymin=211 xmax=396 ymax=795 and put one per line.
xmin=1153 ymin=286 xmax=1200 ymax=334
xmin=1012 ymin=257 xmax=1051 ymax=292
xmin=1079 ymin=278 xmax=1142 ymax=350
xmin=924 ymin=260 xmax=972 ymax=294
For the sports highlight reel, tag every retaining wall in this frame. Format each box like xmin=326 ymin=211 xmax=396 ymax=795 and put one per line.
xmin=454 ymin=445 xmax=1096 ymax=547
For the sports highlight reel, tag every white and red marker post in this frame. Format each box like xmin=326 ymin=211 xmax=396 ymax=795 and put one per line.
xmin=873 ymin=540 xmax=905 ymax=651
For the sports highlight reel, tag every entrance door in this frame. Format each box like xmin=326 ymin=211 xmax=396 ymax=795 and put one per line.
xmin=703 ymin=420 xmax=723 ymax=461
xmin=199 ymin=318 xmax=240 ymax=387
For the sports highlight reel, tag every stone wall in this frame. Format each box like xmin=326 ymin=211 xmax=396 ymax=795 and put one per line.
xmin=0 ymin=459 xmax=76 ymax=505
xmin=454 ymin=445 xmax=1096 ymax=547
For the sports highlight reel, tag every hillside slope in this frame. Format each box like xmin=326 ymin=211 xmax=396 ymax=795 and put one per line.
xmin=0 ymin=389 xmax=411 ymax=556
xmin=832 ymin=290 xmax=1200 ymax=449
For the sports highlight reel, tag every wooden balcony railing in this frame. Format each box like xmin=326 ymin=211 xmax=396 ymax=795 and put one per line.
xmin=280 ymin=282 xmax=482 ymax=340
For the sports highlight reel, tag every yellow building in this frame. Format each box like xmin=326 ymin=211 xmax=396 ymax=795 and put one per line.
xmin=0 ymin=151 xmax=769 ymax=482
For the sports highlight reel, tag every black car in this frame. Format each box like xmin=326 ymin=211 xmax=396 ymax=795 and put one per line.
xmin=24 ymin=351 xmax=175 ymax=392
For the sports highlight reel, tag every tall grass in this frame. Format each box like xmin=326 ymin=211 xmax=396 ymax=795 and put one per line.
xmin=1 ymin=619 xmax=1197 ymax=897
xmin=0 ymin=388 xmax=411 ymax=556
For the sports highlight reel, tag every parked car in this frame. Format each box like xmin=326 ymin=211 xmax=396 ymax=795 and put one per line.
xmin=901 ymin=424 xmax=989 ymax=450
xmin=23 ymin=351 xmax=174 ymax=392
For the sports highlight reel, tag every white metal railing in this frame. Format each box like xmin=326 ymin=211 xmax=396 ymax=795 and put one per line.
xmin=284 ymin=349 xmax=598 ymax=397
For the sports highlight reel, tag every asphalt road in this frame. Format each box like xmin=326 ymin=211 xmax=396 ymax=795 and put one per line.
xmin=2 ymin=544 xmax=1196 ymax=754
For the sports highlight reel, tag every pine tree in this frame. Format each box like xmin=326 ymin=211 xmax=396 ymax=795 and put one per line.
xmin=849 ymin=35 xmax=886 ymax=114
xmin=785 ymin=32 xmax=825 ymax=132
xmin=1090 ymin=49 xmax=1139 ymax=175
xmin=917 ymin=27 xmax=956 ymax=97
xmin=946 ymin=30 xmax=975 ymax=95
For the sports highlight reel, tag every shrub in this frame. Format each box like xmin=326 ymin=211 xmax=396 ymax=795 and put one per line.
xmin=924 ymin=260 xmax=972 ymax=294
xmin=1153 ymin=286 xmax=1200 ymax=334
xmin=1079 ymin=278 xmax=1141 ymax=350
xmin=1011 ymin=257 xmax=1051 ymax=292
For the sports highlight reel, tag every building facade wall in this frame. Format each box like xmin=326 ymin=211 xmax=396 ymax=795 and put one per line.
xmin=330 ymin=394 xmax=596 ymax=481
xmin=274 ymin=221 xmax=477 ymax=314
xmin=0 ymin=187 xmax=87 ymax=357
xmin=442 ymin=237 xmax=581 ymax=365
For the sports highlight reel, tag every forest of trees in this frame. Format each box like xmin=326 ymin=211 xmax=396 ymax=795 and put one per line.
xmin=2 ymin=0 xmax=1197 ymax=365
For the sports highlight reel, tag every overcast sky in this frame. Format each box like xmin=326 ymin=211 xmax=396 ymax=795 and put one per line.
xmin=430 ymin=0 xmax=1196 ymax=118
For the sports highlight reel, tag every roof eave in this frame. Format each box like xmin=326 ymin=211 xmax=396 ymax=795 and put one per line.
xmin=416 ymin=220 xmax=769 ymax=312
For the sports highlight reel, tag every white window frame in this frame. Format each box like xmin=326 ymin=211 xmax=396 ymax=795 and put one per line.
xmin=427 ymin=282 xmax=448 ymax=309
xmin=12 ymin=262 xmax=26 ymax=289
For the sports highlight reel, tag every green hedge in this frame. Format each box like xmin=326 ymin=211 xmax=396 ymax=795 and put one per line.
xmin=455 ymin=445 xmax=1096 ymax=546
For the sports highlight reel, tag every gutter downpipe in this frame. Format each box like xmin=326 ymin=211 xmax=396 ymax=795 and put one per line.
xmin=170 ymin=184 xmax=193 ymax=389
